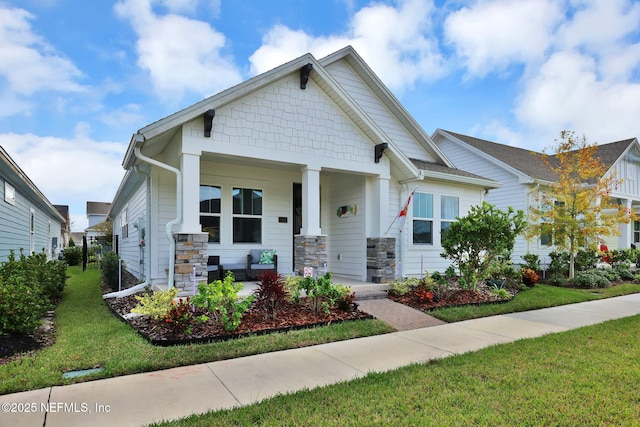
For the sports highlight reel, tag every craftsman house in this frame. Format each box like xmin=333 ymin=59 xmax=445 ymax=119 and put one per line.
xmin=0 ymin=146 xmax=66 ymax=262
xmin=432 ymin=129 xmax=640 ymax=266
xmin=108 ymin=46 xmax=498 ymax=294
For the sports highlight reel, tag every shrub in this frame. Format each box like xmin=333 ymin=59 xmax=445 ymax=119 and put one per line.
xmin=62 ymin=246 xmax=82 ymax=266
xmin=0 ymin=275 xmax=48 ymax=335
xmin=570 ymin=270 xmax=610 ymax=288
xmin=613 ymin=264 xmax=636 ymax=281
xmin=284 ymin=275 xmax=302 ymax=303
xmin=100 ymin=252 xmax=121 ymax=291
xmin=255 ymin=270 xmax=288 ymax=320
xmin=547 ymin=272 xmax=567 ymax=286
xmin=440 ymin=202 xmax=526 ymax=290
xmin=490 ymin=286 xmax=510 ymax=299
xmin=131 ymin=288 xmax=180 ymax=320
xmin=430 ymin=271 xmax=447 ymax=286
xmin=575 ymin=248 xmax=599 ymax=271
xmin=0 ymin=250 xmax=67 ymax=306
xmin=388 ymin=277 xmax=419 ymax=296
xmin=191 ymin=272 xmax=254 ymax=331
xmin=521 ymin=253 xmax=541 ymax=271
xmin=548 ymin=251 xmax=570 ymax=276
xmin=414 ymin=288 xmax=434 ymax=304
xmin=299 ymin=272 xmax=344 ymax=314
xmin=487 ymin=259 xmax=521 ymax=288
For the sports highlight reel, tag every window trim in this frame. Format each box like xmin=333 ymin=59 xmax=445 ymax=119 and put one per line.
xmin=440 ymin=194 xmax=459 ymax=236
xmin=412 ymin=191 xmax=434 ymax=245
xmin=200 ymin=185 xmax=222 ymax=243
xmin=4 ymin=181 xmax=15 ymax=205
xmin=232 ymin=187 xmax=263 ymax=244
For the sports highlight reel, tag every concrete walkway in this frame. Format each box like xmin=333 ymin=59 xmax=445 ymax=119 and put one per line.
xmin=2 ymin=293 xmax=640 ymax=427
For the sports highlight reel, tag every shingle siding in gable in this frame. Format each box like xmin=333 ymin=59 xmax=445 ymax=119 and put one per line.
xmin=185 ymin=76 xmax=373 ymax=164
xmin=324 ymin=61 xmax=435 ymax=162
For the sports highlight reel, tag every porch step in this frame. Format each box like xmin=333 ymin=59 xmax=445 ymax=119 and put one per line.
xmin=352 ymin=284 xmax=389 ymax=301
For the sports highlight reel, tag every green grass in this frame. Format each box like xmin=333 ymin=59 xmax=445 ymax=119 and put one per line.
xmin=150 ymin=314 xmax=640 ymax=426
xmin=0 ymin=267 xmax=392 ymax=395
xmin=430 ymin=283 xmax=640 ymax=322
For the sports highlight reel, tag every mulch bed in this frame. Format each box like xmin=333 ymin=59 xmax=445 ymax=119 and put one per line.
xmin=388 ymin=287 xmax=514 ymax=311
xmin=107 ymin=292 xmax=373 ymax=346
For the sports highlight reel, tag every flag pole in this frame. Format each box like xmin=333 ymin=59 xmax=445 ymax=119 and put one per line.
xmin=385 ymin=186 xmax=417 ymax=235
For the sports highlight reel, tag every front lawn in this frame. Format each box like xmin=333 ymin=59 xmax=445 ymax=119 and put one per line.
xmin=151 ymin=313 xmax=640 ymax=426
xmin=429 ymin=282 xmax=640 ymax=322
xmin=0 ymin=267 xmax=392 ymax=395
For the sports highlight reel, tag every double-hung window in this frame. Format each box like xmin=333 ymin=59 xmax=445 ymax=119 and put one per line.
xmin=412 ymin=192 xmax=433 ymax=244
xmin=200 ymin=185 xmax=221 ymax=243
xmin=232 ymin=188 xmax=262 ymax=243
xmin=121 ymin=208 xmax=128 ymax=239
xmin=440 ymin=195 xmax=459 ymax=235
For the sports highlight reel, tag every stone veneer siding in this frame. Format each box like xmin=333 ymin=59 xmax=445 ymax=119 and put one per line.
xmin=294 ymin=235 xmax=327 ymax=276
xmin=174 ymin=233 xmax=209 ymax=294
xmin=366 ymin=237 xmax=396 ymax=283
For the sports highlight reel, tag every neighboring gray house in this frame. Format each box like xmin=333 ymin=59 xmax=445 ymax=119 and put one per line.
xmin=0 ymin=146 xmax=66 ymax=262
xmin=108 ymin=46 xmax=498 ymax=295
xmin=432 ymin=129 xmax=640 ymax=266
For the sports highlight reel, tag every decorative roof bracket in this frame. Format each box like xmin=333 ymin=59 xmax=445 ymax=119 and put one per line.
xmin=203 ymin=109 xmax=215 ymax=137
xmin=375 ymin=143 xmax=388 ymax=163
xmin=300 ymin=63 xmax=313 ymax=89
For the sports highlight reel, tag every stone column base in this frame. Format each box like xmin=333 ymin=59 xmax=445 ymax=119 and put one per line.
xmin=366 ymin=237 xmax=396 ymax=283
xmin=174 ymin=233 xmax=208 ymax=294
xmin=294 ymin=235 xmax=327 ymax=276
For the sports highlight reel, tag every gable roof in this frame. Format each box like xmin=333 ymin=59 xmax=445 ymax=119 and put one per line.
xmin=0 ymin=145 xmax=66 ymax=223
xmin=122 ymin=46 xmax=458 ymax=184
xmin=436 ymin=130 xmax=638 ymax=184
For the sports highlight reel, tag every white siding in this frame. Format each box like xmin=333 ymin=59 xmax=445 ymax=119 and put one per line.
xmin=114 ymin=180 xmax=147 ymax=280
xmin=400 ymin=180 xmax=485 ymax=277
xmin=325 ymin=61 xmax=434 ymax=161
xmin=324 ymin=173 xmax=366 ymax=279
xmin=200 ymin=161 xmax=299 ymax=274
xmin=437 ymin=136 xmax=553 ymax=265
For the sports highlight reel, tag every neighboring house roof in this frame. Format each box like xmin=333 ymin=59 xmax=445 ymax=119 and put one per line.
xmin=437 ymin=130 xmax=638 ymax=184
xmin=0 ymin=145 xmax=66 ymax=223
xmin=410 ymin=158 xmax=499 ymax=189
xmin=86 ymin=201 xmax=111 ymax=216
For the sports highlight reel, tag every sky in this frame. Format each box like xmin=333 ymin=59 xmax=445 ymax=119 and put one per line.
xmin=2 ymin=0 xmax=640 ymax=231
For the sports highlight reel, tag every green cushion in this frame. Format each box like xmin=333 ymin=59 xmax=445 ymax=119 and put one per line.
xmin=259 ymin=249 xmax=276 ymax=265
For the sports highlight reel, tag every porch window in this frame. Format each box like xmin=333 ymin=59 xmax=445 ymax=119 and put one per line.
xmin=412 ymin=192 xmax=433 ymax=244
xmin=200 ymin=185 xmax=221 ymax=243
xmin=232 ymin=188 xmax=262 ymax=243
xmin=634 ymin=221 xmax=640 ymax=244
xmin=440 ymin=195 xmax=459 ymax=235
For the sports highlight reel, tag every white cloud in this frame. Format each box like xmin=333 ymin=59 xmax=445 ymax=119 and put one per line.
xmin=444 ymin=0 xmax=562 ymax=78
xmin=0 ymin=128 xmax=126 ymax=231
xmin=0 ymin=4 xmax=84 ymax=117
xmin=114 ymin=0 xmax=242 ymax=101
xmin=249 ymin=0 xmax=445 ymax=92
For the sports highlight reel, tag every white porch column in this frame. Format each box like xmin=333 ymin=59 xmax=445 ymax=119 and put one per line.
xmin=301 ymin=166 xmax=322 ymax=235
xmin=367 ymin=176 xmax=390 ymax=237
xmin=180 ymin=152 xmax=202 ymax=233
xmin=620 ymin=199 xmax=633 ymax=248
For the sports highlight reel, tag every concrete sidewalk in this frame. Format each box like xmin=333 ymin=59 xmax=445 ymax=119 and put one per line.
xmin=3 ymin=293 xmax=640 ymax=427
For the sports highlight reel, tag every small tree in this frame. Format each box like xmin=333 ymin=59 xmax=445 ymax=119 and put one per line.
xmin=526 ymin=131 xmax=634 ymax=278
xmin=441 ymin=201 xmax=526 ymax=290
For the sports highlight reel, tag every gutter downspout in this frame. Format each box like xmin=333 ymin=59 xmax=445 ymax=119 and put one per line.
xmin=132 ymin=137 xmax=182 ymax=290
